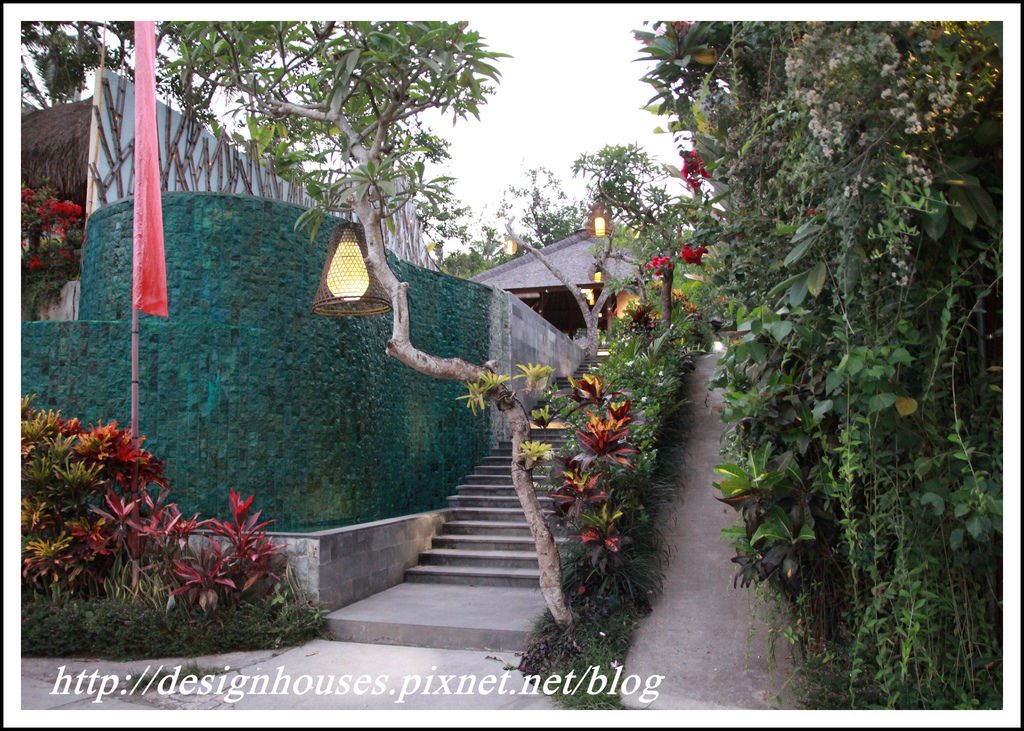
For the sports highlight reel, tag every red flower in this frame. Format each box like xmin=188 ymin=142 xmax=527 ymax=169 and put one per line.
xmin=681 ymin=245 xmax=708 ymax=266
xmin=806 ymin=208 xmax=819 ymax=216
xmin=27 ymin=256 xmax=45 ymax=271
xmin=645 ymin=255 xmax=674 ymax=278
xmin=680 ymin=150 xmax=711 ymax=191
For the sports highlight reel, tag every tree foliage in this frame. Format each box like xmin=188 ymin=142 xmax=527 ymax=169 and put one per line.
xmin=171 ymin=21 xmax=505 ymax=233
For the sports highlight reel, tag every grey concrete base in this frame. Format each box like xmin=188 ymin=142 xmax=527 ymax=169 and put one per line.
xmin=622 ymin=352 xmax=795 ymax=710
xmin=272 ymin=510 xmax=447 ymax=610
xmin=327 ymin=583 xmax=547 ymax=652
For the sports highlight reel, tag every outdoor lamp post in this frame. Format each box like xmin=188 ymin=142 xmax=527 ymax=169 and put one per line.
xmin=586 ymin=200 xmax=612 ymax=239
xmin=312 ymin=221 xmax=391 ymax=317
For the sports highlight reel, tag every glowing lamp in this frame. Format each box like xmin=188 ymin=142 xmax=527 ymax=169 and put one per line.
xmin=312 ymin=222 xmax=391 ymax=317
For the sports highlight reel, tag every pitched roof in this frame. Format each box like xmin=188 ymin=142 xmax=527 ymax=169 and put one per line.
xmin=471 ymin=230 xmax=635 ymax=291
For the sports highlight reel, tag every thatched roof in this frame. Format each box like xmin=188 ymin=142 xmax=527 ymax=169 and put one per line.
xmin=21 ymin=99 xmax=92 ymax=207
xmin=472 ymin=230 xmax=635 ymax=291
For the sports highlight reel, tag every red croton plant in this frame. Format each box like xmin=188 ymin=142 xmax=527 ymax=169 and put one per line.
xmin=544 ymin=373 xmax=641 ymax=594
xmin=21 ymin=397 xmax=283 ymax=610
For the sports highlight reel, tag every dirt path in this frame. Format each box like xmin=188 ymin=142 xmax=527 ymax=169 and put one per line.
xmin=623 ymin=352 xmax=794 ymax=710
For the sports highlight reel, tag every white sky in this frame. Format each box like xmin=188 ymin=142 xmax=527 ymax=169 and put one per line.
xmin=418 ymin=8 xmax=681 ymax=225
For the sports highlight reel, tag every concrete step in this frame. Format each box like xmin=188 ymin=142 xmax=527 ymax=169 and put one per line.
xmin=448 ymin=507 xmax=538 ymax=522
xmin=442 ymin=520 xmax=533 ymax=536
xmin=462 ymin=474 xmax=517 ymax=486
xmin=480 ymin=456 xmax=516 ymax=467
xmin=405 ymin=564 xmax=540 ymax=589
xmin=326 ymin=583 xmax=545 ymax=651
xmin=433 ymin=534 xmax=561 ymax=552
xmin=474 ymin=464 xmax=520 ymax=475
xmin=447 ymin=494 xmax=552 ymax=509
xmin=418 ymin=548 xmax=539 ymax=569
xmin=456 ymin=483 xmax=553 ymax=497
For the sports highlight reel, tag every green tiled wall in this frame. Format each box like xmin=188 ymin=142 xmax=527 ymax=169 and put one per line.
xmin=22 ymin=193 xmax=495 ymax=531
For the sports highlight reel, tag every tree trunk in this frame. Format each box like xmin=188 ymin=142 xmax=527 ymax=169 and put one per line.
xmin=355 ymin=200 xmax=573 ymax=627
xmin=660 ymin=267 xmax=674 ymax=327
xmin=504 ymin=399 xmax=573 ymax=625
xmin=582 ymin=309 xmax=600 ymax=358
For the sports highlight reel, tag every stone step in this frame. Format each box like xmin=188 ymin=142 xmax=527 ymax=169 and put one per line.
xmin=462 ymin=474 xmax=519 ymax=486
xmin=448 ymin=507 xmax=540 ymax=523
xmin=442 ymin=520 xmax=533 ymax=536
xmin=456 ymin=483 xmax=553 ymax=497
xmin=447 ymin=494 xmax=552 ymax=509
xmin=433 ymin=534 xmax=560 ymax=552
xmin=405 ymin=564 xmax=540 ymax=589
xmin=326 ymin=583 xmax=545 ymax=651
xmin=418 ymin=548 xmax=539 ymax=569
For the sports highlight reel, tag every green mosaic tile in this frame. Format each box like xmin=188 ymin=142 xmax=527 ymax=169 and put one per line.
xmin=24 ymin=193 xmax=495 ymax=531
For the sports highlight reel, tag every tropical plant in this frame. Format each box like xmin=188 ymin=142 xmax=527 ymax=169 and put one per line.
xmin=21 ymin=184 xmax=85 ymax=318
xmin=518 ymin=441 xmax=555 ymax=471
xmin=516 ymin=363 xmax=555 ymax=392
xmin=638 ymin=19 xmax=1003 ymax=708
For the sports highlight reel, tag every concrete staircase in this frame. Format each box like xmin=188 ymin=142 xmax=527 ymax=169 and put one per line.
xmin=404 ymin=427 xmax=571 ymax=589
xmin=326 ymin=355 xmax=603 ymax=651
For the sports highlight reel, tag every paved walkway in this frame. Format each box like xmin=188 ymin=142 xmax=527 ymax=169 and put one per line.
xmin=20 ymin=639 xmax=554 ymax=711
xmin=622 ymin=352 xmax=795 ymax=709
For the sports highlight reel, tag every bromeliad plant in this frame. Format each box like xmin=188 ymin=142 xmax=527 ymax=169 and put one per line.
xmin=516 ymin=363 xmax=555 ymax=392
xmin=457 ymin=371 xmax=512 ymax=415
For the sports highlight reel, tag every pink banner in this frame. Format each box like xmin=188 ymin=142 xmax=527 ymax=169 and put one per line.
xmin=132 ymin=20 xmax=168 ymax=317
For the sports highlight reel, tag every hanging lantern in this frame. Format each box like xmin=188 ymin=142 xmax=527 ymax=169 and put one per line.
xmin=581 ymin=287 xmax=596 ymax=305
xmin=593 ymin=269 xmax=603 ymax=283
xmin=503 ymin=235 xmax=518 ymax=256
xmin=586 ymin=201 xmax=613 ymax=239
xmin=311 ymin=222 xmax=391 ymax=317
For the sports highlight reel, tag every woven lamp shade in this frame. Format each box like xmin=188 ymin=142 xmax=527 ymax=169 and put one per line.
xmin=586 ymin=201 xmax=613 ymax=239
xmin=312 ymin=222 xmax=392 ymax=317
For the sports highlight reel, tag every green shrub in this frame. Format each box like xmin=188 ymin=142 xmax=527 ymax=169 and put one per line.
xmin=21 ymin=581 xmax=324 ymax=659
xmin=638 ymin=20 xmax=1003 ymax=708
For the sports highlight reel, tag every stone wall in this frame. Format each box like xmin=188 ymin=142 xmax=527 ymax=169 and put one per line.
xmin=22 ymin=193 xmax=494 ymax=531
xmin=273 ymin=511 xmax=446 ymax=610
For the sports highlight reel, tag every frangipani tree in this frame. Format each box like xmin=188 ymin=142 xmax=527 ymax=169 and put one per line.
xmin=574 ymin=144 xmax=700 ymax=327
xmin=175 ymin=21 xmax=572 ymax=626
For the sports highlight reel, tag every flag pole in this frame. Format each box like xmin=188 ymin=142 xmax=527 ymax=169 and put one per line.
xmin=130 ymin=20 xmax=169 ymax=559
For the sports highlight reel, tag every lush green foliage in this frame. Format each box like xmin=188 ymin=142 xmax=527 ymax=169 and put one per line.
xmin=638 ymin=20 xmax=1002 ymax=708
xmin=21 ymin=576 xmax=324 ymax=659
xmin=520 ymin=300 xmax=708 ymax=706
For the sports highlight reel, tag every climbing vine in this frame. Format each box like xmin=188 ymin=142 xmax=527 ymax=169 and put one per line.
xmin=638 ymin=21 xmax=1003 ymax=708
